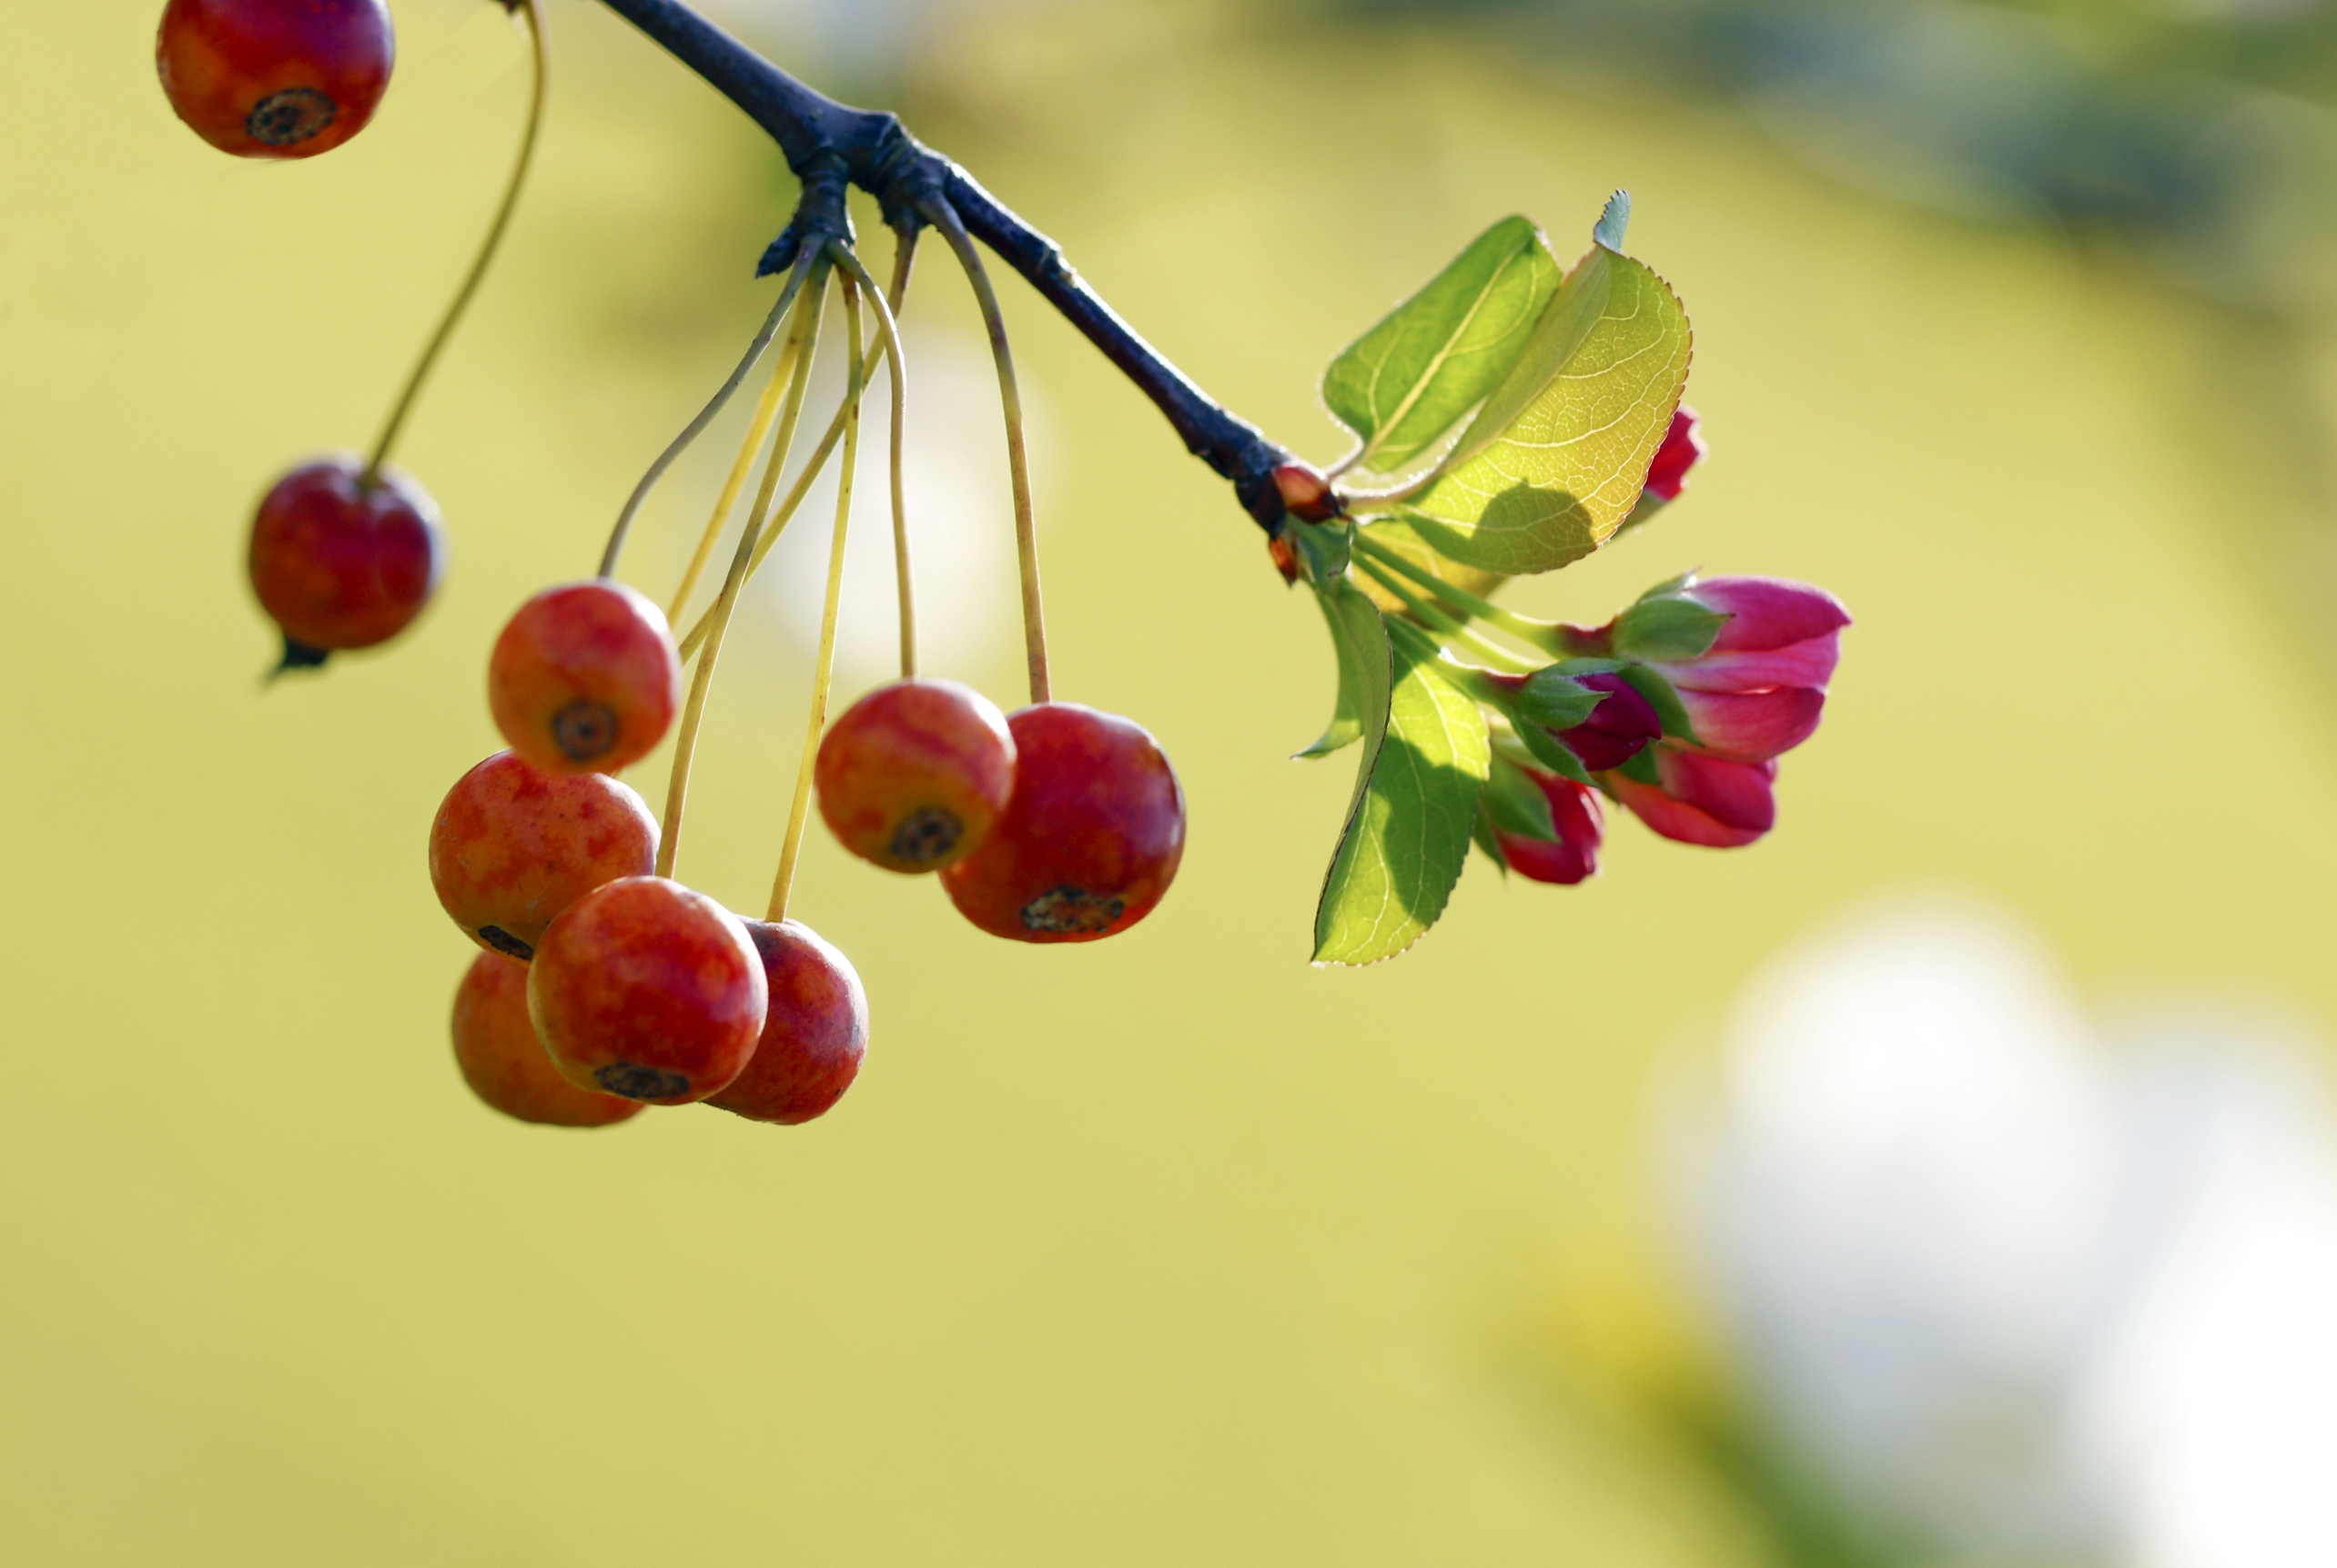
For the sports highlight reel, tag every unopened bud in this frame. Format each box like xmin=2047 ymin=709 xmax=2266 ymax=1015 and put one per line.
xmin=1273 ymin=463 xmax=1340 ymax=523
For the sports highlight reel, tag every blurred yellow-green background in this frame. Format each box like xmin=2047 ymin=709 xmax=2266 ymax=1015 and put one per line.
xmin=10 ymin=0 xmax=2337 ymax=1562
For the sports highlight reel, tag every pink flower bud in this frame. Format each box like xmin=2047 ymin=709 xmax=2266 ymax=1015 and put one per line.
xmin=1556 ymin=673 xmax=1663 ymax=772
xmin=1604 ymin=745 xmax=1776 ymax=848
xmin=1674 ymin=684 xmax=1826 ymax=764
xmin=1643 ymin=406 xmax=1705 ymax=501
xmin=1647 ymin=576 xmax=1850 ymax=695
xmin=1495 ymin=768 xmax=1604 ymax=885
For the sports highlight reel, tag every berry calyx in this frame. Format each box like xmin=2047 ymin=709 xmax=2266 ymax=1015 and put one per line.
xmin=429 ymin=750 xmax=659 ymax=961
xmin=814 ymin=679 xmax=1017 ymax=875
xmin=705 ymin=921 xmax=868 ymax=1125
xmin=157 ymin=0 xmax=394 ymax=160
xmin=451 ymin=951 xmax=642 ymax=1128
xmin=489 ymin=580 xmax=683 ymax=775
xmin=940 ymin=703 xmax=1185 ymax=943
xmin=248 ymin=456 xmax=443 ymax=661
xmin=526 ymin=876 xmax=766 ymax=1105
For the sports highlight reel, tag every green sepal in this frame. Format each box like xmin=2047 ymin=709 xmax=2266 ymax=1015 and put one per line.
xmin=1296 ymin=573 xmax=1389 ymax=760
xmin=1511 ymin=717 xmax=1595 ymax=786
xmin=1617 ymin=663 xmax=1699 ymax=744
xmin=1321 ymin=217 xmax=1563 ymax=476
xmin=1472 ymin=802 xmax=1511 ymax=874
xmin=1614 ymin=744 xmax=1662 ymax=785
xmin=1634 ymin=569 xmax=1699 ymax=603
xmin=1613 ymin=593 xmax=1731 ymax=662
xmin=1482 ymin=748 xmax=1560 ymax=842
xmin=1517 ymin=668 xmax=1601 ymax=731
xmin=1548 ymin=656 xmax=1625 ymax=676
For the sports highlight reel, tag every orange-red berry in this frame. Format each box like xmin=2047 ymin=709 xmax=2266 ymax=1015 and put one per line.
xmin=450 ymin=951 xmax=642 ymax=1128
xmin=527 ymin=876 xmax=766 ymax=1105
xmin=429 ymin=750 xmax=659 ymax=961
xmin=706 ymin=921 xmax=868 ymax=1125
xmin=157 ymin=0 xmax=394 ymax=160
xmin=248 ymin=456 xmax=442 ymax=655
xmin=814 ymin=679 xmax=1017 ymax=874
xmin=940 ymin=703 xmax=1185 ymax=943
xmin=488 ymin=580 xmax=683 ymax=775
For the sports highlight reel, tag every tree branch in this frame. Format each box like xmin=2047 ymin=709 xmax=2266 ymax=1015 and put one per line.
xmin=590 ymin=0 xmax=1300 ymax=531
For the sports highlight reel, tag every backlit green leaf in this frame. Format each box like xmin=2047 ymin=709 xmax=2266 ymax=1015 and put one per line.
xmin=1313 ymin=619 xmax=1490 ymax=966
xmin=1322 ymin=217 xmax=1563 ymax=475
xmin=1296 ymin=573 xmax=1391 ymax=760
xmin=1400 ymin=241 xmax=1692 ymax=576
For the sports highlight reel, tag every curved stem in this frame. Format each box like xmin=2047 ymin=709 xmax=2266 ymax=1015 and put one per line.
xmin=1352 ymin=558 xmax=1537 ymax=674
xmin=602 ymin=247 xmax=814 ymax=579
xmin=366 ymin=0 xmax=549 ymax=479
xmin=673 ymin=324 xmax=885 ymax=661
xmin=666 ymin=332 xmax=800 ymax=624
xmin=926 ymin=197 xmax=1049 ymax=704
xmin=655 ymin=267 xmax=830 ymax=881
xmin=770 ymin=276 xmax=865 ymax=923
xmin=1350 ymin=529 xmax=1568 ymax=652
xmin=829 ymin=240 xmax=916 ymax=680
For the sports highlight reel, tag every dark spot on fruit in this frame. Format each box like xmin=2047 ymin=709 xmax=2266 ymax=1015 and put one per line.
xmin=593 ymin=1061 xmax=689 ymax=1100
xmin=478 ymin=926 xmax=534 ymax=962
xmin=1020 ymin=885 xmax=1124 ymax=935
xmin=552 ymin=700 xmax=619 ymax=762
xmin=891 ymin=806 xmax=963 ymax=865
xmin=247 ymin=87 xmax=338 ymax=147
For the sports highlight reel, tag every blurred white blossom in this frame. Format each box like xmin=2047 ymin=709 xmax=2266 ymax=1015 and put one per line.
xmin=1675 ymin=897 xmax=2337 ymax=1567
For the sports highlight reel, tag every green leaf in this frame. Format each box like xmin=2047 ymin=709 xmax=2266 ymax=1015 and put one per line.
xmin=1322 ymin=217 xmax=1563 ymax=475
xmin=1399 ymin=244 xmax=1694 ymax=575
xmin=1517 ymin=668 xmax=1601 ymax=731
xmin=1613 ymin=594 xmax=1731 ymax=661
xmin=1296 ymin=574 xmax=1390 ymax=759
xmin=1617 ymin=663 xmax=1699 ymax=744
xmin=1593 ymin=189 xmax=1631 ymax=251
xmin=1313 ymin=622 xmax=1491 ymax=966
xmin=1482 ymin=749 xmax=1559 ymax=842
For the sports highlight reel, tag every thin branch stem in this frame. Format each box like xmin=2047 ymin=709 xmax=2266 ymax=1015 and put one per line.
xmin=927 ymin=197 xmax=1049 ymax=704
xmin=656 ymin=268 xmax=830 ymax=881
xmin=602 ymin=247 xmax=814 ymax=579
xmin=367 ymin=0 xmax=549 ymax=479
xmin=666 ymin=332 xmax=799 ymax=625
xmin=829 ymin=240 xmax=916 ymax=680
xmin=586 ymin=0 xmax=1296 ymax=533
xmin=770 ymin=276 xmax=866 ymax=923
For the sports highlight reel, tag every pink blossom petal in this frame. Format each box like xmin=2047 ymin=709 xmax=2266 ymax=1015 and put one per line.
xmin=1674 ymin=685 xmax=1826 ymax=762
xmin=1692 ymin=577 xmax=1851 ymax=654
xmin=1647 ymin=632 xmax=1842 ymax=694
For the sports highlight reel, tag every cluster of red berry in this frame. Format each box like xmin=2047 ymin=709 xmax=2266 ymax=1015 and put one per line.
xmin=159 ymin=0 xmax=1189 ymax=1131
xmin=430 ymin=579 xmax=1183 ymax=1128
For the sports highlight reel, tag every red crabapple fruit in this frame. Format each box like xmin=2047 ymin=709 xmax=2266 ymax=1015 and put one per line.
xmin=429 ymin=750 xmax=659 ymax=961
xmin=248 ymin=456 xmax=442 ymax=659
xmin=815 ymin=679 xmax=1017 ymax=874
xmin=940 ymin=703 xmax=1185 ymax=943
xmin=527 ymin=876 xmax=766 ymax=1105
xmin=489 ymin=580 xmax=683 ymax=775
xmin=705 ymin=921 xmax=868 ymax=1125
xmin=157 ymin=0 xmax=394 ymax=160
xmin=450 ymin=950 xmax=642 ymax=1128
